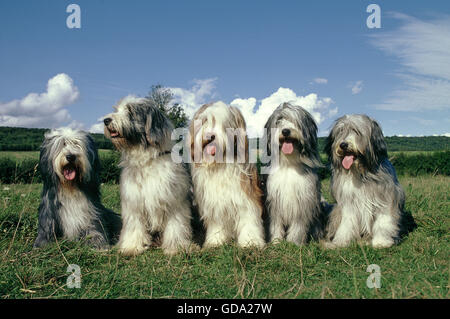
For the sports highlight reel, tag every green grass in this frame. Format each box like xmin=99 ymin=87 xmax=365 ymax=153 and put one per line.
xmin=0 ymin=176 xmax=448 ymax=299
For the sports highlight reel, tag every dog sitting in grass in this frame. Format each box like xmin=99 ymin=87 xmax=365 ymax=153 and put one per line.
xmin=34 ymin=128 xmax=121 ymax=249
xmin=324 ymin=115 xmax=414 ymax=248
xmin=103 ymin=96 xmax=194 ymax=256
xmin=262 ymin=102 xmax=326 ymax=245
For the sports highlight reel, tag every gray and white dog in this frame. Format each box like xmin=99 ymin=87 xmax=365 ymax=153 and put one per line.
xmin=103 ymin=96 xmax=193 ymax=255
xmin=324 ymin=114 xmax=409 ymax=248
xmin=34 ymin=128 xmax=121 ymax=249
xmin=263 ymin=102 xmax=326 ymax=245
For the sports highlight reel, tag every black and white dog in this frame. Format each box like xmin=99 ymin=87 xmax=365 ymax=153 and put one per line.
xmin=103 ymin=96 xmax=193 ymax=255
xmin=324 ymin=114 xmax=412 ymax=248
xmin=262 ymin=103 xmax=326 ymax=245
xmin=34 ymin=128 xmax=121 ymax=249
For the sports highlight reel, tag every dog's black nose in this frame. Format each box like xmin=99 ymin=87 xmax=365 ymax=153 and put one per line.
xmin=208 ymin=134 xmax=215 ymax=141
xmin=103 ymin=118 xmax=112 ymax=126
xmin=282 ymin=129 xmax=290 ymax=137
xmin=340 ymin=142 xmax=348 ymax=150
xmin=66 ymin=154 xmax=76 ymax=162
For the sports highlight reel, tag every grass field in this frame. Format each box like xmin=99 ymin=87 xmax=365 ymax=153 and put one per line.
xmin=0 ymin=175 xmax=448 ymax=299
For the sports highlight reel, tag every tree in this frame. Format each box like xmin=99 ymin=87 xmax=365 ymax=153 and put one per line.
xmin=146 ymin=84 xmax=189 ymax=128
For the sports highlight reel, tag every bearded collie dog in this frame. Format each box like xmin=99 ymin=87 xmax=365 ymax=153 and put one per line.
xmin=103 ymin=96 xmax=193 ymax=255
xmin=262 ymin=102 xmax=326 ymax=245
xmin=324 ymin=114 xmax=412 ymax=248
xmin=189 ymin=101 xmax=265 ymax=249
xmin=34 ymin=128 xmax=121 ymax=249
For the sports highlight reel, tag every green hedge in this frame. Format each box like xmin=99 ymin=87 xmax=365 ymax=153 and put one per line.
xmin=389 ymin=151 xmax=450 ymax=176
xmin=0 ymin=152 xmax=121 ymax=184
xmin=0 ymin=151 xmax=448 ymax=184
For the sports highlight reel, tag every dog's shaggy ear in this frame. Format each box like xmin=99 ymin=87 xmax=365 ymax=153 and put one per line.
xmin=85 ymin=134 xmax=101 ymax=183
xmin=299 ymin=108 xmax=322 ymax=168
xmin=145 ymin=106 xmax=173 ymax=151
xmin=189 ymin=120 xmax=195 ymax=162
xmin=229 ymin=106 xmax=248 ymax=160
xmin=367 ymin=117 xmax=388 ymax=168
xmin=263 ymin=110 xmax=278 ymax=157
xmin=324 ymin=126 xmax=335 ymax=161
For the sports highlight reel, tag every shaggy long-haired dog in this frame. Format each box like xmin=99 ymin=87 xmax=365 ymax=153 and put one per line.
xmin=324 ymin=114 xmax=411 ymax=248
xmin=103 ymin=96 xmax=193 ymax=255
xmin=189 ymin=101 xmax=265 ymax=248
xmin=34 ymin=128 xmax=121 ymax=249
xmin=263 ymin=102 xmax=325 ymax=245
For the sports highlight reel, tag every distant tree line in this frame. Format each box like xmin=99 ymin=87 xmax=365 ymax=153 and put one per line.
xmin=1 ymin=150 xmax=448 ymax=184
xmin=0 ymin=84 xmax=449 ymax=152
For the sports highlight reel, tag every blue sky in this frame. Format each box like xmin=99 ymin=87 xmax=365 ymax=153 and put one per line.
xmin=0 ymin=0 xmax=449 ymax=137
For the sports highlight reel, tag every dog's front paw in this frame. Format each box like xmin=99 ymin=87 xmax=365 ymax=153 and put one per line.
xmin=238 ymin=237 xmax=266 ymax=249
xmin=85 ymin=234 xmax=109 ymax=251
xmin=117 ymin=245 xmax=148 ymax=256
xmin=33 ymin=235 xmax=50 ymax=249
xmin=163 ymin=243 xmax=200 ymax=256
xmin=323 ymin=240 xmax=348 ymax=249
xmin=270 ymin=236 xmax=285 ymax=245
xmin=323 ymin=241 xmax=338 ymax=249
xmin=371 ymin=237 xmax=394 ymax=248
xmin=203 ymin=236 xmax=227 ymax=249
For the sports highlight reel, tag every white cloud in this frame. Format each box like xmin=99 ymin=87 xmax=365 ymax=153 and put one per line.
xmin=349 ymin=80 xmax=363 ymax=95
xmin=441 ymin=133 xmax=450 ymax=137
xmin=89 ymin=121 xmax=105 ymax=134
xmin=231 ymin=87 xmax=335 ymax=137
xmin=170 ymin=80 xmax=336 ymax=138
xmin=312 ymin=78 xmax=328 ymax=84
xmin=328 ymin=107 xmax=338 ymax=117
xmin=169 ymin=78 xmax=218 ymax=118
xmin=370 ymin=13 xmax=450 ymax=111
xmin=0 ymin=73 xmax=79 ymax=128
xmin=395 ymin=134 xmax=412 ymax=137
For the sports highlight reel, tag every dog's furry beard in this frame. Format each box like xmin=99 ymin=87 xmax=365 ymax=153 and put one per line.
xmin=103 ymin=97 xmax=193 ymax=256
xmin=189 ymin=101 xmax=265 ymax=248
xmin=262 ymin=102 xmax=326 ymax=244
xmin=324 ymin=114 xmax=410 ymax=248
xmin=34 ymin=128 xmax=121 ymax=249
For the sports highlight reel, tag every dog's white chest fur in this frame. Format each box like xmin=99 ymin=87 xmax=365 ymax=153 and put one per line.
xmin=267 ymin=166 xmax=315 ymax=222
xmin=193 ymin=165 xmax=254 ymax=222
xmin=335 ymin=174 xmax=385 ymax=235
xmin=120 ymin=150 xmax=189 ymax=232
xmin=58 ymin=188 xmax=93 ymax=239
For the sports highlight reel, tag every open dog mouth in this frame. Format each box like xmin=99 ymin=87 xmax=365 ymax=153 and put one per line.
xmin=63 ymin=164 xmax=77 ymax=181
xmin=340 ymin=152 xmax=357 ymax=170
xmin=203 ymin=141 xmax=217 ymax=156
xmin=279 ymin=138 xmax=297 ymax=155
xmin=108 ymin=128 xmax=120 ymax=138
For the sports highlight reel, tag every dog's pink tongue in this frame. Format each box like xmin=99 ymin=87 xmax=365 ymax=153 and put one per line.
xmin=64 ymin=168 xmax=76 ymax=180
xmin=205 ymin=144 xmax=216 ymax=156
xmin=281 ymin=142 xmax=294 ymax=154
xmin=342 ymin=155 xmax=354 ymax=170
